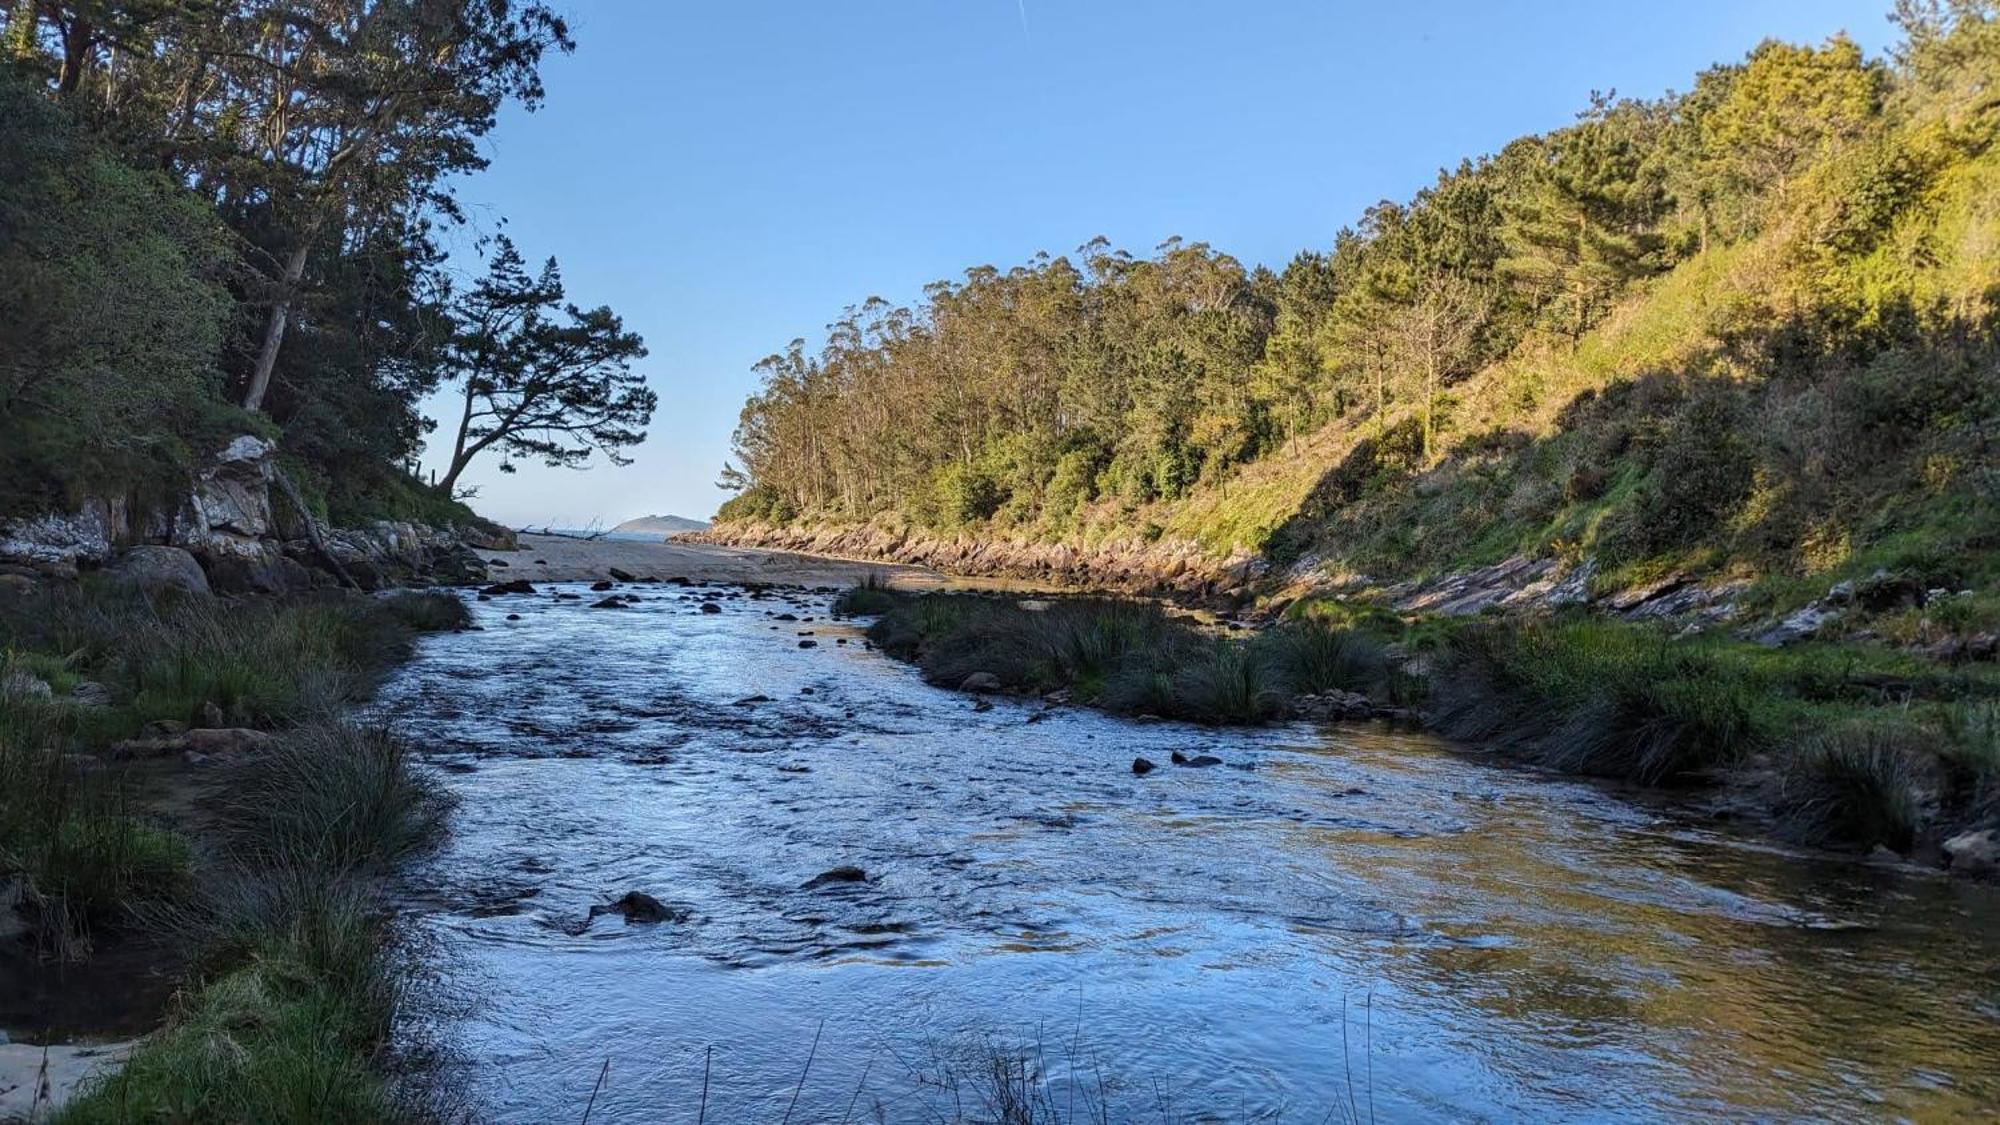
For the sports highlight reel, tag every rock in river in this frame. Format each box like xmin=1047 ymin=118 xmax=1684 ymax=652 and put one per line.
xmin=1132 ymin=757 xmax=1157 ymax=775
xmin=1171 ymin=750 xmax=1223 ymax=767
xmin=590 ymin=890 xmax=683 ymax=924
xmin=803 ymin=865 xmax=867 ymax=889
xmin=481 ymin=579 xmax=536 ymax=596
xmin=699 ymin=602 xmax=722 ymax=614
xmin=608 ymin=567 xmax=637 ymax=582
xmin=589 ymin=597 xmax=626 ymax=609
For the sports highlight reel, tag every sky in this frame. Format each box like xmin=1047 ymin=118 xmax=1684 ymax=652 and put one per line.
xmin=419 ymin=0 xmax=1898 ymax=529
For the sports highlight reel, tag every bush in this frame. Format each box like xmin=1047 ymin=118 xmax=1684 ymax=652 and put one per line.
xmin=1255 ymin=621 xmax=1386 ymax=695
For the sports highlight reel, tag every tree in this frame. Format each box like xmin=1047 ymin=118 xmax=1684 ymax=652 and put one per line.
xmin=1500 ymin=96 xmax=1670 ymax=343
xmin=1699 ymin=36 xmax=1883 ymax=211
xmin=437 ymin=239 xmax=655 ymax=496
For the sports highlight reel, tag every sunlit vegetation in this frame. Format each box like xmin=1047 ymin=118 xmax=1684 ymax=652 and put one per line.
xmin=723 ymin=6 xmax=2000 ymax=619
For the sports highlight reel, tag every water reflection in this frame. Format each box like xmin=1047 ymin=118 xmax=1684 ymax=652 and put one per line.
xmin=381 ymin=582 xmax=2000 ymax=1122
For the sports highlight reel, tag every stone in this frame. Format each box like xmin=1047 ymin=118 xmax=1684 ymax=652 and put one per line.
xmin=1 ymin=671 xmax=51 ymax=700
xmin=1170 ymin=750 xmax=1222 ymax=767
xmin=590 ymin=580 xmax=615 ymax=591
xmin=589 ymin=890 xmax=683 ymax=924
xmin=608 ymin=567 xmax=637 ymax=582
xmin=487 ymin=557 xmax=509 ymax=568
xmin=589 ymin=597 xmax=627 ymax=609
xmin=1751 ymin=604 xmax=1836 ymax=647
xmin=110 ymin=545 xmax=211 ymax=596
xmin=1132 ymin=757 xmax=1157 ymax=775
xmin=959 ymin=672 xmax=1003 ymax=694
xmin=699 ymin=602 xmax=722 ymax=614
xmin=481 ymin=579 xmax=537 ymax=596
xmin=798 ymin=639 xmax=818 ymax=648
xmin=506 ymin=613 xmax=522 ymax=621
xmin=1943 ymin=830 xmax=1997 ymax=876
xmin=802 ymin=865 xmax=867 ymax=889
xmin=67 ymin=680 xmax=112 ymax=707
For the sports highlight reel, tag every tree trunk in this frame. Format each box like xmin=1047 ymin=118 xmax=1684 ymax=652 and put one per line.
xmin=241 ymin=242 xmax=311 ymax=413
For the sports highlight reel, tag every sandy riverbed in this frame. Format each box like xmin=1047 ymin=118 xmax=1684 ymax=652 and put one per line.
xmin=477 ymin=534 xmax=960 ymax=590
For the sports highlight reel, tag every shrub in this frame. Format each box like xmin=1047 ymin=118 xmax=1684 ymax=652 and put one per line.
xmin=1256 ymin=621 xmax=1386 ymax=695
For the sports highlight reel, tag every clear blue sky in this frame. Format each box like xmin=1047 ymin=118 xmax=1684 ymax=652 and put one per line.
xmin=420 ymin=0 xmax=1896 ymax=528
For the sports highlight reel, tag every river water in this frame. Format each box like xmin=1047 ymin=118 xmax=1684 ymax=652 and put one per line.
xmin=380 ymin=581 xmax=2000 ymax=1123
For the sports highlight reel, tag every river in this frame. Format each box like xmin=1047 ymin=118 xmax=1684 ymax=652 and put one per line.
xmin=379 ymin=579 xmax=2000 ymax=1123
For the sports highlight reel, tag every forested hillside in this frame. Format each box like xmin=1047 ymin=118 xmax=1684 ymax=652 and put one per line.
xmin=720 ymin=3 xmax=1999 ymax=616
xmin=1 ymin=3 xmax=652 ymax=531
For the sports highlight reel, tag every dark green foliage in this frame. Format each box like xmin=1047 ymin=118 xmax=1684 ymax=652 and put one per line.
xmin=223 ymin=722 xmax=450 ymax=874
xmin=856 ymin=586 xmax=1378 ymax=726
xmin=1433 ymin=619 xmax=1773 ymax=784
xmin=1780 ymin=725 xmax=1924 ymax=850
xmin=0 ymin=68 xmax=234 ymax=519
xmin=832 ymin=572 xmax=901 ymax=617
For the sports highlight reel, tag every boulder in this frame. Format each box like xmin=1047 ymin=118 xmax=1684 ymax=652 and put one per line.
xmin=589 ymin=597 xmax=626 ymax=609
xmin=802 ymin=865 xmax=867 ymax=889
xmin=699 ymin=602 xmax=721 ymax=614
xmin=1131 ymin=757 xmax=1157 ymax=776
xmin=481 ymin=579 xmax=537 ymax=596
xmin=590 ymin=580 xmax=615 ymax=592
xmin=798 ymin=639 xmax=818 ymax=648
xmin=111 ymin=545 xmax=211 ymax=596
xmin=68 ymin=680 xmax=112 ymax=707
xmin=589 ymin=890 xmax=683 ymax=924
xmin=1943 ymin=830 xmax=1997 ymax=876
xmin=200 ymin=545 xmax=314 ymax=596
xmin=959 ymin=672 xmax=1003 ymax=694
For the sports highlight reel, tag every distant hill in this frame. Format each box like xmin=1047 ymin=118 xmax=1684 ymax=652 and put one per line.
xmin=611 ymin=514 xmax=710 ymax=537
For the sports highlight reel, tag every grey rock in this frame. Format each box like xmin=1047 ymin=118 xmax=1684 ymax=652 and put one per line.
xmin=1 ymin=671 xmax=51 ymax=700
xmin=1943 ymin=830 xmax=1997 ymax=876
xmin=111 ymin=545 xmax=211 ymax=595
xmin=959 ymin=671 xmax=1003 ymax=694
xmin=700 ymin=602 xmax=721 ymax=614
xmin=68 ymin=680 xmax=112 ymax=707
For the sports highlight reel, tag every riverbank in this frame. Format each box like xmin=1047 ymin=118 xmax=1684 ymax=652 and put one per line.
xmin=0 ymin=581 xmax=465 ymax=1121
xmin=838 ymin=584 xmax=2000 ymax=874
xmin=478 ymin=532 xmax=960 ymax=589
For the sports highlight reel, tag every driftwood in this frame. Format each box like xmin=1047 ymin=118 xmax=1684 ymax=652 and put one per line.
xmin=271 ymin=466 xmax=360 ymax=589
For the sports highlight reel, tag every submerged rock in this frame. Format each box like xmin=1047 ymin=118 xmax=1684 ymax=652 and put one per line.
xmin=590 ymin=579 xmax=614 ymax=591
xmin=699 ymin=602 xmax=722 ymax=614
xmin=590 ymin=890 xmax=683 ymax=924
xmin=481 ymin=579 xmax=536 ymax=596
xmin=798 ymin=639 xmax=818 ymax=648
xmin=1170 ymin=750 xmax=1222 ymax=768
xmin=589 ymin=597 xmax=626 ymax=609
xmin=1132 ymin=757 xmax=1157 ymax=775
xmin=802 ymin=865 xmax=867 ymax=889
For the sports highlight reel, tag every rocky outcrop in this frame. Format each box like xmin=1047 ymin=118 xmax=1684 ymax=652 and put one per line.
xmin=688 ymin=520 xmax=1261 ymax=600
xmin=0 ymin=435 xmax=507 ymax=593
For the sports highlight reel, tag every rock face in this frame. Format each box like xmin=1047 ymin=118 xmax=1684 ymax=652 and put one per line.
xmin=690 ymin=521 xmax=1263 ymax=600
xmin=110 ymin=545 xmax=212 ymax=595
xmin=0 ymin=434 xmax=508 ymax=592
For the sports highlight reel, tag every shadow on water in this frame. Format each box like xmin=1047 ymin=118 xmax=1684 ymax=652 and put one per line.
xmin=378 ymin=581 xmax=2000 ymax=1123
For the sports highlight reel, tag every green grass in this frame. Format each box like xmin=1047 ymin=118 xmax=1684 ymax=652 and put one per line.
xmin=0 ymin=579 xmax=461 ymax=1120
xmin=851 ymin=586 xmax=1386 ymax=726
